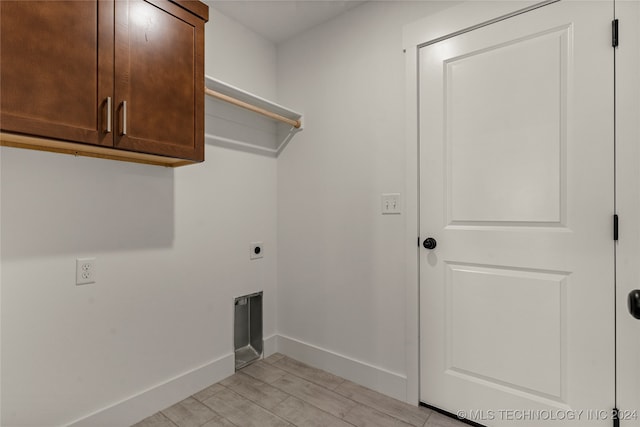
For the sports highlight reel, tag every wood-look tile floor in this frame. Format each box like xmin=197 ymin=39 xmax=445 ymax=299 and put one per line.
xmin=132 ymin=353 xmax=467 ymax=427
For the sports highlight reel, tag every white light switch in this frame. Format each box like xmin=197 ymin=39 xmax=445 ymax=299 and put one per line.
xmin=381 ymin=193 xmax=401 ymax=214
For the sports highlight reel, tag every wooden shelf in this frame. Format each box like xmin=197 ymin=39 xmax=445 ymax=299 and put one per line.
xmin=205 ymin=76 xmax=302 ymax=125
xmin=204 ymin=75 xmax=303 ymax=156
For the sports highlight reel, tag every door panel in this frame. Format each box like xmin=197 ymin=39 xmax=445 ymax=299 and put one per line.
xmin=447 ymin=264 xmax=565 ymax=398
xmin=0 ymin=1 xmax=114 ymax=146
xmin=446 ymin=28 xmax=565 ymax=224
xmin=419 ymin=2 xmax=614 ymax=425
xmin=114 ymin=0 xmax=204 ymax=161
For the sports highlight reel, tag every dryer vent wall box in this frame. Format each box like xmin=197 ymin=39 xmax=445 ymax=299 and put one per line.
xmin=234 ymin=292 xmax=263 ymax=370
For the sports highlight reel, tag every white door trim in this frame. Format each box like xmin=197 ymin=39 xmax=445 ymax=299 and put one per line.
xmin=402 ymin=0 xmax=565 ymax=406
xmin=614 ymin=2 xmax=640 ymax=423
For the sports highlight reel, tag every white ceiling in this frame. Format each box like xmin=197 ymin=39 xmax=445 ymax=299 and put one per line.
xmin=209 ymin=0 xmax=367 ymax=44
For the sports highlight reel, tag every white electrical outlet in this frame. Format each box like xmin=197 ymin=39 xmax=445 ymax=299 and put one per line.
xmin=250 ymin=242 xmax=264 ymax=260
xmin=76 ymin=258 xmax=96 ymax=285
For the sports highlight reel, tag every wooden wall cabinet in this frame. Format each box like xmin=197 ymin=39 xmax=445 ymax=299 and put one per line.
xmin=0 ymin=0 xmax=208 ymax=166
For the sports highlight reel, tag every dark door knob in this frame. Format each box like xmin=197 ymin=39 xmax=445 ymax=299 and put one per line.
xmin=423 ymin=237 xmax=437 ymax=250
xmin=629 ymin=290 xmax=640 ymax=319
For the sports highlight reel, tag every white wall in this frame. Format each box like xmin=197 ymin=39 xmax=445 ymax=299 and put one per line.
xmin=276 ymin=0 xmax=455 ymax=401
xmin=0 ymin=7 xmax=278 ymax=427
xmin=205 ymin=7 xmax=277 ymax=100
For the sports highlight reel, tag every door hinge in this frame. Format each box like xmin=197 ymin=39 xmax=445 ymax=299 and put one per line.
xmin=418 ymin=237 xmax=420 ymax=247
xmin=612 ymin=19 xmax=619 ymax=47
xmin=614 ymin=214 xmax=619 ymax=241
xmin=613 ymin=407 xmax=620 ymax=427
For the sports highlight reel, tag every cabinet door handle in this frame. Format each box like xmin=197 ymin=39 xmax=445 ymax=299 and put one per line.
xmin=121 ymin=100 xmax=127 ymax=136
xmin=105 ymin=97 xmax=112 ymax=133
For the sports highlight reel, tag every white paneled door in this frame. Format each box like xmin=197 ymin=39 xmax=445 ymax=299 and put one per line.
xmin=419 ymin=1 xmax=614 ymax=426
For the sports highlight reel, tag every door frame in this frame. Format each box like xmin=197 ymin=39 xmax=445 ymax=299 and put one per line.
xmin=614 ymin=1 xmax=640 ymax=422
xmin=402 ymin=0 xmax=584 ymax=406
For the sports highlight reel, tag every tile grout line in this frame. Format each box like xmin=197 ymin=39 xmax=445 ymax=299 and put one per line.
xmin=187 ymin=384 xmax=244 ymax=427
xmin=277 ymin=394 xmax=361 ymax=427
xmin=219 ymin=370 xmax=360 ymax=427
xmin=257 ymin=357 xmax=428 ymax=427
xmin=160 ymin=405 xmax=218 ymax=427
xmin=215 ymin=411 xmax=242 ymax=427
xmin=332 ymin=385 xmax=429 ymax=427
xmin=225 ymin=372 xmax=292 ymax=416
xmin=250 ymin=364 xmax=402 ymax=427
xmin=422 ymin=409 xmax=434 ymax=427
xmin=272 ymin=357 xmax=422 ymax=424
xmin=157 ymin=412 xmax=180 ymax=427
xmin=146 ymin=355 xmax=437 ymax=427
xmin=198 ymin=384 xmax=295 ymax=427
xmin=270 ymin=357 xmax=347 ymax=391
xmin=232 ymin=374 xmax=354 ymax=427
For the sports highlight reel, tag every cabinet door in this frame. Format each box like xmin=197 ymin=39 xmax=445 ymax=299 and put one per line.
xmin=114 ymin=0 xmax=205 ymax=161
xmin=0 ymin=1 xmax=114 ymax=146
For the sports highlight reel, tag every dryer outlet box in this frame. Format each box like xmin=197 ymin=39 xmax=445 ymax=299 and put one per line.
xmin=250 ymin=242 xmax=264 ymax=259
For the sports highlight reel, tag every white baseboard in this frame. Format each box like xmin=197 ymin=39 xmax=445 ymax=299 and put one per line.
xmin=263 ymin=334 xmax=278 ymax=357
xmin=65 ymin=334 xmax=406 ymax=426
xmin=66 ymin=353 xmax=234 ymax=427
xmin=276 ymin=334 xmax=408 ymax=402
